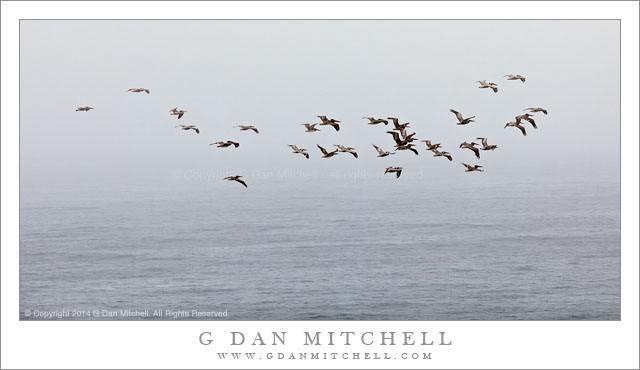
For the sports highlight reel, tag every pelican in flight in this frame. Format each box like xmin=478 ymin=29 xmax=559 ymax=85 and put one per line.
xmin=476 ymin=80 xmax=498 ymax=93
xmin=210 ymin=141 xmax=240 ymax=148
xmin=288 ymin=145 xmax=309 ymax=159
xmin=462 ymin=163 xmax=484 ymax=172
xmin=234 ymin=125 xmax=259 ymax=134
xmin=432 ymin=150 xmax=453 ymax=161
xmin=476 ymin=137 xmax=498 ymax=151
xmin=334 ymin=145 xmax=358 ymax=158
xmin=515 ymin=113 xmax=537 ymax=129
xmin=450 ymin=109 xmax=476 ymax=125
xmin=387 ymin=129 xmax=417 ymax=148
xmin=175 ymin=125 xmax=200 ymax=134
xmin=459 ymin=141 xmax=481 ymax=159
xmin=395 ymin=143 xmax=419 ymax=155
xmin=169 ymin=107 xmax=187 ymax=119
xmin=524 ymin=107 xmax=548 ymax=115
xmin=388 ymin=117 xmax=411 ymax=131
xmin=504 ymin=121 xmax=527 ymax=136
xmin=224 ymin=176 xmax=247 ymax=188
xmin=127 ymin=88 xmax=150 ymax=94
xmin=505 ymin=74 xmax=526 ymax=82
xmin=302 ymin=123 xmax=320 ymax=133
xmin=317 ymin=144 xmax=339 ymax=158
xmin=384 ymin=166 xmax=403 ymax=178
xmin=373 ymin=144 xmax=395 ymax=157
xmin=76 ymin=106 xmax=94 ymax=112
xmin=421 ymin=140 xmax=441 ymax=151
xmin=363 ymin=117 xmax=389 ymax=125
xmin=317 ymin=115 xmax=340 ymax=131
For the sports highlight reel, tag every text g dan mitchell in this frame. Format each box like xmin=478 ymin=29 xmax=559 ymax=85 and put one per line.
xmin=198 ymin=331 xmax=452 ymax=347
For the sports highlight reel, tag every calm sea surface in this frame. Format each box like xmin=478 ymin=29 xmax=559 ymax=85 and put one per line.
xmin=20 ymin=177 xmax=620 ymax=320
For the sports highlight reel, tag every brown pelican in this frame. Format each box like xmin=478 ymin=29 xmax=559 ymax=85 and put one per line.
xmin=476 ymin=80 xmax=498 ymax=93
xmin=524 ymin=107 xmax=548 ymax=115
xmin=476 ymin=137 xmax=498 ymax=151
xmin=450 ymin=109 xmax=475 ymax=125
xmin=317 ymin=144 xmax=339 ymax=158
xmin=169 ymin=107 xmax=187 ymax=119
xmin=395 ymin=143 xmax=419 ymax=155
xmin=302 ymin=123 xmax=320 ymax=132
xmin=334 ymin=145 xmax=358 ymax=158
xmin=504 ymin=121 xmax=527 ymax=136
xmin=210 ymin=141 xmax=240 ymax=148
xmin=462 ymin=163 xmax=484 ymax=172
xmin=384 ymin=166 xmax=403 ymax=178
xmin=421 ymin=140 xmax=441 ymax=151
xmin=388 ymin=117 xmax=411 ymax=131
xmin=432 ymin=150 xmax=453 ymax=161
xmin=363 ymin=117 xmax=389 ymax=125
xmin=459 ymin=141 xmax=481 ymax=159
xmin=515 ymin=113 xmax=537 ymax=129
xmin=75 ymin=106 xmax=94 ymax=112
xmin=175 ymin=125 xmax=200 ymax=134
xmin=234 ymin=125 xmax=259 ymax=134
xmin=288 ymin=145 xmax=309 ymax=159
xmin=387 ymin=129 xmax=417 ymax=148
xmin=505 ymin=74 xmax=526 ymax=82
xmin=224 ymin=176 xmax=247 ymax=188
xmin=127 ymin=88 xmax=150 ymax=94
xmin=373 ymin=144 xmax=395 ymax=157
xmin=317 ymin=115 xmax=340 ymax=131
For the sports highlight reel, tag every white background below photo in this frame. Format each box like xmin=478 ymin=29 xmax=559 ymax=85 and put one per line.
xmin=1 ymin=1 xmax=638 ymax=369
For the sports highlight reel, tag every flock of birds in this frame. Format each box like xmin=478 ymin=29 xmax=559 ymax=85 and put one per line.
xmin=75 ymin=76 xmax=548 ymax=188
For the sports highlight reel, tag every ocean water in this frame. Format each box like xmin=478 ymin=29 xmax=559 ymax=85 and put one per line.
xmin=19 ymin=176 xmax=620 ymax=320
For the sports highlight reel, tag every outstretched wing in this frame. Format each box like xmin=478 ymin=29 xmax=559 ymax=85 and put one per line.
xmin=471 ymin=147 xmax=480 ymax=159
xmin=373 ymin=144 xmax=385 ymax=155
xmin=450 ymin=109 xmax=463 ymax=122
xmin=386 ymin=131 xmax=402 ymax=145
xmin=317 ymin=144 xmax=328 ymax=155
xmin=518 ymin=125 xmax=527 ymax=136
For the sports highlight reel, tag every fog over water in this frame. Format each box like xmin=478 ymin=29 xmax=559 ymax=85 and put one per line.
xmin=20 ymin=20 xmax=620 ymax=320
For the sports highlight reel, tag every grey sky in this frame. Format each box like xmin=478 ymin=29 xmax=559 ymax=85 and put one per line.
xmin=20 ymin=20 xmax=620 ymax=187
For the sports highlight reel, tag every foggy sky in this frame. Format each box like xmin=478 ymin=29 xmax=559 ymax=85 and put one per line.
xmin=20 ymin=20 xmax=620 ymax=188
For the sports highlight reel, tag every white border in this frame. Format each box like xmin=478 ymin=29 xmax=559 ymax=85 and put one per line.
xmin=2 ymin=1 xmax=638 ymax=369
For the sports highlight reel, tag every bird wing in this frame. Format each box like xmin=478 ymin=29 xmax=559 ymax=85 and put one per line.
xmin=373 ymin=144 xmax=384 ymax=155
xmin=517 ymin=125 xmax=527 ymax=136
xmin=251 ymin=127 xmax=259 ymax=133
xmin=386 ymin=131 xmax=402 ymax=145
xmin=450 ymin=109 xmax=463 ymax=122
xmin=395 ymin=170 xmax=402 ymax=178
xmin=178 ymin=112 xmax=184 ymax=119
xmin=194 ymin=128 xmax=200 ymax=134
xmin=471 ymin=147 xmax=480 ymax=159
xmin=235 ymin=179 xmax=247 ymax=187
xmin=317 ymin=145 xmax=328 ymax=155
xmin=387 ymin=117 xmax=399 ymax=128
